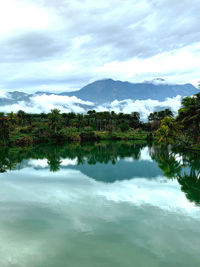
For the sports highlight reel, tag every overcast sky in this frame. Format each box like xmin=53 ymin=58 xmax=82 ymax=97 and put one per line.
xmin=0 ymin=0 xmax=200 ymax=93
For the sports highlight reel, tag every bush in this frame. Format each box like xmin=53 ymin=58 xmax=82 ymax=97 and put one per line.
xmin=16 ymin=136 xmax=34 ymax=146
xmin=119 ymin=123 xmax=130 ymax=132
xmin=80 ymin=131 xmax=99 ymax=141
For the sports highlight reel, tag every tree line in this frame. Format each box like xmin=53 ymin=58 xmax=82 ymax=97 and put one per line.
xmin=0 ymin=91 xmax=199 ymax=149
xmin=155 ymin=92 xmax=200 ymax=149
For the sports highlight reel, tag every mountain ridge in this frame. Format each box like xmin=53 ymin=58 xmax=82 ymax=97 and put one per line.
xmin=61 ymin=78 xmax=198 ymax=103
xmin=0 ymin=78 xmax=198 ymax=106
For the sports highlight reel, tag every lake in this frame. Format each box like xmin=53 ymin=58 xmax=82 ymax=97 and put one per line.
xmin=0 ymin=142 xmax=200 ymax=267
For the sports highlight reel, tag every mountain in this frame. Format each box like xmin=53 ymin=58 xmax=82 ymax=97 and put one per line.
xmin=0 ymin=79 xmax=198 ymax=110
xmin=61 ymin=79 xmax=198 ymax=104
xmin=0 ymin=91 xmax=31 ymax=106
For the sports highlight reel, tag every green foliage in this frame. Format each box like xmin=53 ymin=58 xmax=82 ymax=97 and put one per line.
xmin=148 ymin=109 xmax=173 ymax=130
xmin=0 ymin=141 xmax=199 ymax=206
xmin=177 ymin=93 xmax=200 ymax=143
xmin=0 ymin=94 xmax=199 ymax=149
xmin=155 ymin=93 xmax=200 ymax=148
xmin=155 ymin=116 xmax=179 ymax=145
xmin=48 ymin=109 xmax=62 ymax=135
xmin=16 ymin=136 xmax=34 ymax=146
xmin=0 ymin=117 xmax=10 ymax=143
xmin=119 ymin=123 xmax=130 ymax=132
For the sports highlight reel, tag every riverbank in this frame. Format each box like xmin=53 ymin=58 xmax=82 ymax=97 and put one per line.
xmin=1 ymin=128 xmax=153 ymax=146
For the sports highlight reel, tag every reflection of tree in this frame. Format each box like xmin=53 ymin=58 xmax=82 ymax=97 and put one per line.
xmin=47 ymin=147 xmax=62 ymax=172
xmin=150 ymin=145 xmax=182 ymax=178
xmin=0 ymin=147 xmax=18 ymax=172
xmin=150 ymin=145 xmax=200 ymax=206
xmin=0 ymin=141 xmax=146 ymax=173
xmin=177 ymin=170 xmax=200 ymax=206
xmin=2 ymin=142 xmax=200 ymax=207
xmin=176 ymin=150 xmax=200 ymax=206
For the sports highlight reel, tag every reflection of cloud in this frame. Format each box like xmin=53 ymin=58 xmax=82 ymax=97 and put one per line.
xmin=123 ymin=157 xmax=134 ymax=163
xmin=122 ymin=148 xmax=153 ymax=162
xmin=28 ymin=159 xmax=48 ymax=168
xmin=60 ymin=158 xmax=78 ymax=166
xmin=0 ymin=166 xmax=200 ymax=266
xmin=28 ymin=158 xmax=78 ymax=169
xmin=140 ymin=147 xmax=153 ymax=162
xmin=1 ymin=167 xmax=200 ymax=217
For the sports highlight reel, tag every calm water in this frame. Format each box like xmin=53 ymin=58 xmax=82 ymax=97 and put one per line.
xmin=0 ymin=142 xmax=200 ymax=267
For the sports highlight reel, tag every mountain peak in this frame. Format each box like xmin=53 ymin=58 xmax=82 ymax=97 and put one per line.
xmin=64 ymin=79 xmax=197 ymax=104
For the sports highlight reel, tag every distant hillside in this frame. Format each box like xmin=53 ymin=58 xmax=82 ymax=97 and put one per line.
xmin=0 ymin=79 xmax=198 ymax=108
xmin=62 ymin=79 xmax=198 ymax=104
xmin=0 ymin=91 xmax=30 ymax=106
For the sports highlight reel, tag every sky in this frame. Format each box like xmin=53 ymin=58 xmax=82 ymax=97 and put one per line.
xmin=0 ymin=0 xmax=200 ymax=94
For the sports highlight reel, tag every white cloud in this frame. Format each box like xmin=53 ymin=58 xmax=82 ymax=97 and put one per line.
xmin=96 ymin=95 xmax=182 ymax=120
xmin=0 ymin=0 xmax=58 ymax=36
xmin=0 ymin=91 xmax=10 ymax=98
xmin=0 ymin=93 xmax=182 ymax=120
xmin=0 ymin=0 xmax=199 ymax=92
xmin=97 ymin=43 xmax=200 ymax=86
xmin=0 ymin=94 xmax=94 ymax=114
xmin=31 ymin=94 xmax=93 ymax=106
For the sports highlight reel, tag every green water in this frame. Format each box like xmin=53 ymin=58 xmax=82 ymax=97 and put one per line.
xmin=0 ymin=142 xmax=200 ymax=267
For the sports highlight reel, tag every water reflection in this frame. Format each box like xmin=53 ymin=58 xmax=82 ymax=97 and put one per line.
xmin=0 ymin=141 xmax=200 ymax=206
xmin=0 ymin=142 xmax=200 ymax=266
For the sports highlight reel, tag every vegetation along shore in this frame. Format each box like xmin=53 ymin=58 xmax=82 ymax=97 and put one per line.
xmin=0 ymin=92 xmax=199 ymax=151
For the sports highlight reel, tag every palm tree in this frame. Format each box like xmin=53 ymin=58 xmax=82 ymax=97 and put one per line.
xmin=177 ymin=93 xmax=200 ymax=143
xmin=178 ymin=170 xmax=200 ymax=206
xmin=17 ymin=110 xmax=26 ymax=126
xmin=7 ymin=112 xmax=18 ymax=128
xmin=156 ymin=116 xmax=179 ymax=145
xmin=0 ymin=117 xmax=10 ymax=143
xmin=48 ymin=109 xmax=62 ymax=135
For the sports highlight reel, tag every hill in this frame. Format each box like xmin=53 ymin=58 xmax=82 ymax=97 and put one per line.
xmin=62 ymin=79 xmax=198 ymax=104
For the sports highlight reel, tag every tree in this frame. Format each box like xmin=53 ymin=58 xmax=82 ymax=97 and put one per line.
xmin=156 ymin=116 xmax=179 ymax=145
xmin=48 ymin=109 xmax=62 ymax=136
xmin=119 ymin=123 xmax=130 ymax=132
xmin=17 ymin=110 xmax=26 ymax=126
xmin=0 ymin=117 xmax=10 ymax=144
xmin=148 ymin=109 xmax=173 ymax=130
xmin=177 ymin=93 xmax=200 ymax=143
xmin=7 ymin=112 xmax=18 ymax=128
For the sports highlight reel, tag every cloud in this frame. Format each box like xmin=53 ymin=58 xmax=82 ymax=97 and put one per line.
xmin=0 ymin=0 xmax=199 ymax=92
xmin=0 ymin=91 xmax=11 ymax=98
xmin=0 ymin=93 xmax=182 ymax=120
xmin=0 ymin=32 xmax=66 ymax=62
xmin=97 ymin=43 xmax=200 ymax=86
xmin=0 ymin=94 xmax=94 ymax=114
xmin=96 ymin=95 xmax=182 ymax=120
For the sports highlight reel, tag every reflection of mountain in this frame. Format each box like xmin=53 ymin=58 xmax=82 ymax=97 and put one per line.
xmin=66 ymin=160 xmax=162 ymax=182
xmin=1 ymin=142 xmax=200 ymax=206
xmin=17 ymin=156 xmax=163 ymax=182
